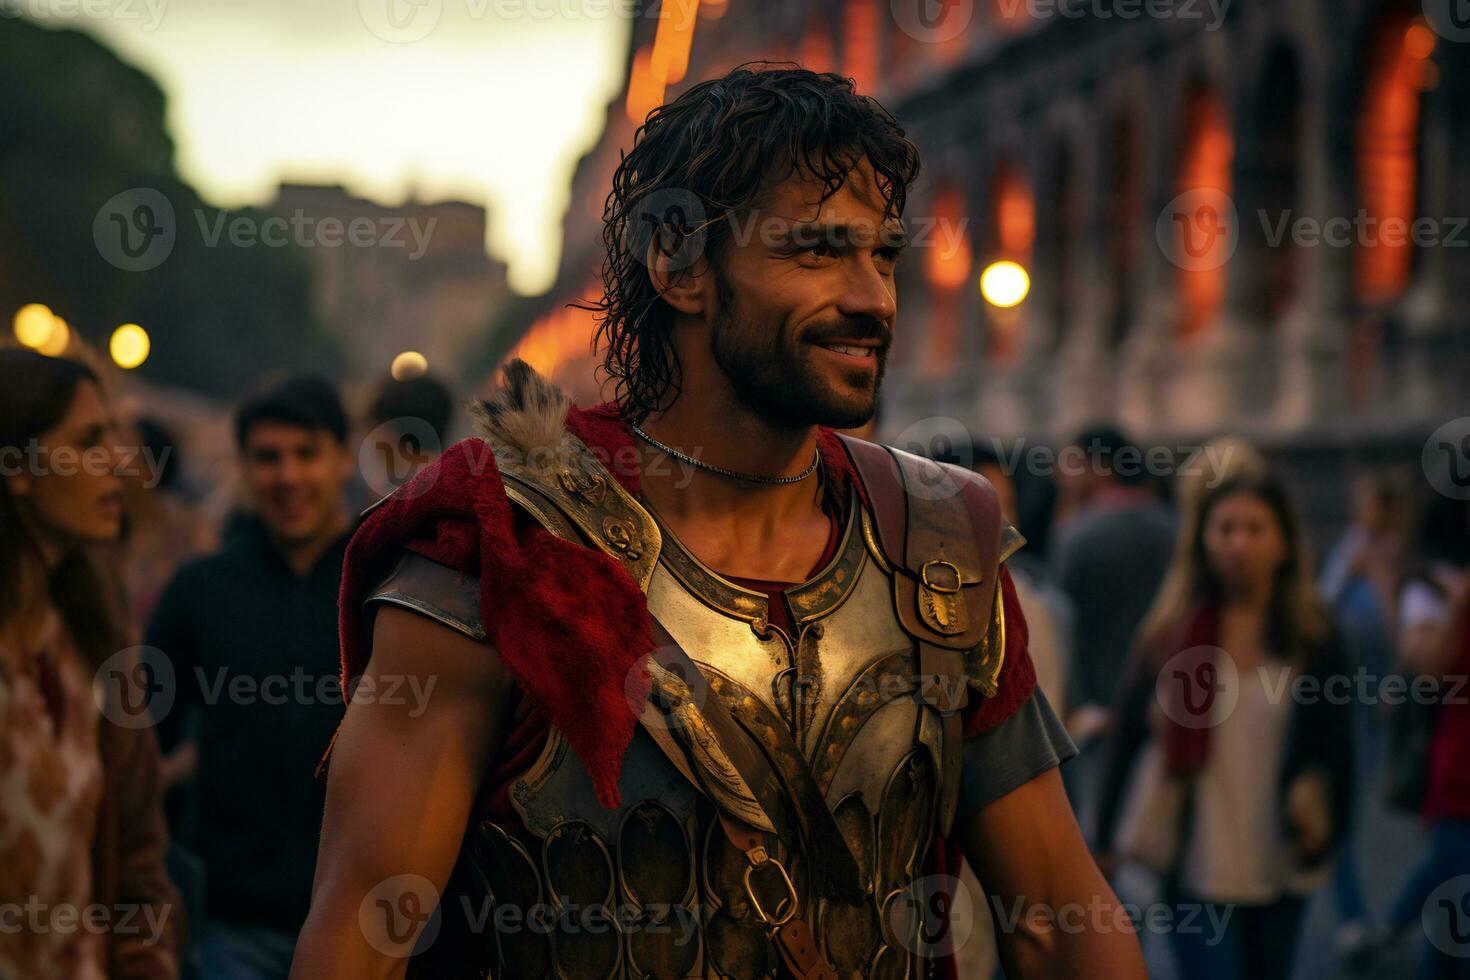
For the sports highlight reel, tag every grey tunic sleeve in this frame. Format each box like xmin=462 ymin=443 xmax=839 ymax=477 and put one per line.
xmin=957 ymin=688 xmax=1077 ymax=817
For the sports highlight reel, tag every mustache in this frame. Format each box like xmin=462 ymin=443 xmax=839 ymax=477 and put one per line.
xmin=802 ymin=317 xmax=892 ymax=350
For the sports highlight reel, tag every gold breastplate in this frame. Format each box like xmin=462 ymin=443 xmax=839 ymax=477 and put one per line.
xmin=644 ymin=492 xmax=944 ymax=978
xmin=468 ymin=474 xmax=953 ymax=979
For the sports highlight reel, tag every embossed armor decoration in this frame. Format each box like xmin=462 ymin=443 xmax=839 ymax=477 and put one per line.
xmin=463 ymin=434 xmax=1010 ymax=977
xmin=343 ymin=363 xmax=1027 ymax=980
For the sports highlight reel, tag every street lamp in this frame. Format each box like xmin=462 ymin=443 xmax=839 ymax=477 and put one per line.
xmin=980 ymin=261 xmax=1030 ymax=308
xmin=111 ymin=324 xmax=151 ymax=369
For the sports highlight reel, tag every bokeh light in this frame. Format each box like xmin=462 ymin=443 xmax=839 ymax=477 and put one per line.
xmin=13 ymin=304 xmax=57 ymax=349
xmin=37 ymin=317 xmax=71 ymax=356
xmin=980 ymin=261 xmax=1031 ymax=308
xmin=111 ymin=323 xmax=152 ymax=369
xmin=391 ymin=351 xmax=429 ymax=381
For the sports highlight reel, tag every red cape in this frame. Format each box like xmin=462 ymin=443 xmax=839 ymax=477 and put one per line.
xmin=336 ymin=402 xmax=1035 ymax=809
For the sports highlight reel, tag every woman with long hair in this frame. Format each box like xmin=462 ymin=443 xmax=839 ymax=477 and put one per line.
xmin=1095 ymin=470 xmax=1355 ymax=980
xmin=0 ymin=347 xmax=181 ymax=979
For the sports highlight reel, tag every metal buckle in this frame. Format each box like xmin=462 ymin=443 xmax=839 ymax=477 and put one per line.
xmin=920 ymin=558 xmax=963 ymax=594
xmin=743 ymin=850 xmax=798 ymax=927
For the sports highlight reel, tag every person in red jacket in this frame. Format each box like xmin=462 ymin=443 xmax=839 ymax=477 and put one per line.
xmin=1374 ymin=494 xmax=1470 ymax=978
xmin=292 ymin=65 xmax=1144 ymax=980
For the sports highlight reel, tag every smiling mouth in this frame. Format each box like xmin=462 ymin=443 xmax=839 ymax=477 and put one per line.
xmin=816 ymin=342 xmax=879 ymax=359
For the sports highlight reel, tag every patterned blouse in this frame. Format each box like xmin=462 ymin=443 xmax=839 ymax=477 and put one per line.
xmin=0 ymin=609 xmax=107 ymax=980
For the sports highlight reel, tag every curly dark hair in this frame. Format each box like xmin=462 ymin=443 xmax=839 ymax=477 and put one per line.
xmin=583 ymin=63 xmax=922 ymax=421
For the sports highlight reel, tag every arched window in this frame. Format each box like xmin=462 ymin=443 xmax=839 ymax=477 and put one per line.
xmin=1040 ymin=141 xmax=1079 ymax=355
xmin=921 ymin=182 xmax=973 ymax=374
xmin=991 ymin=0 xmax=1032 ymax=32
xmin=1175 ymin=84 xmax=1234 ymax=340
xmin=1242 ymin=45 xmax=1301 ymax=324
xmin=1354 ymin=7 xmax=1432 ymax=304
xmin=986 ymin=161 xmax=1035 ymax=362
xmin=886 ymin=2 xmax=919 ymax=82
xmin=800 ymin=13 xmax=834 ymax=73
xmin=1105 ymin=112 xmax=1141 ymax=348
xmin=843 ymin=0 xmax=880 ymax=92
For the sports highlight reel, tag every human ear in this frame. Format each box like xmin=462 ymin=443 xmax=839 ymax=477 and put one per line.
xmin=645 ymin=227 xmax=710 ymax=317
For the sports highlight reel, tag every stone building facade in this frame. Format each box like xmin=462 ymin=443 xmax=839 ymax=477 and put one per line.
xmin=273 ymin=183 xmax=511 ymax=384
xmin=517 ymin=0 xmax=1470 ymax=465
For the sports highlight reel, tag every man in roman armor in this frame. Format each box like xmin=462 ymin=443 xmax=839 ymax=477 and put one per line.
xmin=290 ymin=64 xmax=1147 ymax=980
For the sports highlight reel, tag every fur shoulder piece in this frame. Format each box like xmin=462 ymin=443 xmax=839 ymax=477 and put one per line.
xmin=469 ymin=360 xmax=662 ymax=591
xmin=469 ymin=359 xmax=573 ymax=457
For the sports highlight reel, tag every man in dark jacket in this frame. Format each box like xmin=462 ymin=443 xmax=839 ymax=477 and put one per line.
xmin=147 ymin=377 xmax=356 ymax=980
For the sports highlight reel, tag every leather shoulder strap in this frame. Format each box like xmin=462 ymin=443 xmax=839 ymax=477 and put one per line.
xmin=838 ymin=434 xmax=1018 ymax=833
xmin=835 ymin=434 xmax=1003 ymax=651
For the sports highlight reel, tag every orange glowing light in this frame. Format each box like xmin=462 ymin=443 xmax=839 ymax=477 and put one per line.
xmin=1176 ymin=87 xmax=1234 ymax=338
xmin=994 ymin=166 xmax=1036 ymax=257
xmin=651 ymin=0 xmax=699 ymax=86
xmin=1404 ymin=21 xmax=1436 ymax=60
xmin=924 ymin=184 xmax=973 ymax=291
xmin=506 ymin=284 xmax=602 ymax=383
xmin=799 ymin=16 xmax=834 ymax=73
xmin=626 ymin=45 xmax=666 ymax=126
xmin=1357 ymin=10 xmax=1423 ymax=303
xmin=844 ymin=0 xmax=879 ymax=92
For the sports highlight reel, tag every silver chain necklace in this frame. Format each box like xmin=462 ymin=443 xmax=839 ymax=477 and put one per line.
xmin=630 ymin=423 xmax=820 ymax=485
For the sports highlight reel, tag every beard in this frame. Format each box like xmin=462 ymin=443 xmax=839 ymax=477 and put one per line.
xmin=709 ymin=278 xmax=889 ymax=431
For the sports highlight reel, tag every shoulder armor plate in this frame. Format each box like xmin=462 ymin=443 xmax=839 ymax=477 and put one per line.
xmin=364 ymin=551 xmax=486 ymax=642
xmin=834 ymin=434 xmax=1003 ymax=651
xmin=486 ymin=434 xmax=662 ymax=592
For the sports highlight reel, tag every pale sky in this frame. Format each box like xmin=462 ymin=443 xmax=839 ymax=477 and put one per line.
xmin=33 ymin=0 xmax=632 ymax=294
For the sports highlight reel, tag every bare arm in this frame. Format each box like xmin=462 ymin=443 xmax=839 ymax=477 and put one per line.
xmin=289 ymin=606 xmax=514 ymax=980
xmin=957 ymin=768 xmax=1146 ymax=979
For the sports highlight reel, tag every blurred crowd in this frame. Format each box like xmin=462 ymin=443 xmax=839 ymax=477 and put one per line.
xmin=3 ymin=342 xmax=1469 ymax=980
